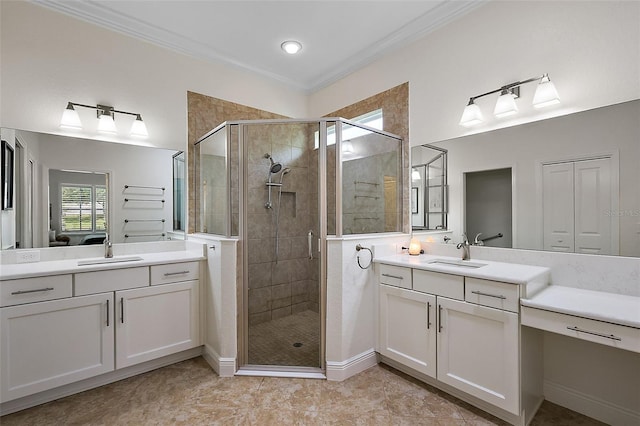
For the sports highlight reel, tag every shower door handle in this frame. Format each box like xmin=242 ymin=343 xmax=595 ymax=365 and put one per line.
xmin=308 ymin=231 xmax=314 ymax=260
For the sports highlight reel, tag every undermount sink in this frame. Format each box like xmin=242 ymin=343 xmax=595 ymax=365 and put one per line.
xmin=426 ymin=259 xmax=487 ymax=269
xmin=77 ymin=256 xmax=144 ymax=266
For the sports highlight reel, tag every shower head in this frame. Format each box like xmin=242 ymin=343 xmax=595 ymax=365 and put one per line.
xmin=270 ymin=162 xmax=282 ymax=174
xmin=265 ymin=153 xmax=283 ymax=173
xmin=278 ymin=167 xmax=291 ymax=184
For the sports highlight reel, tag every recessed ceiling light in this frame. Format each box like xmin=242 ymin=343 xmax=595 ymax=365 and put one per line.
xmin=281 ymin=40 xmax=302 ymax=55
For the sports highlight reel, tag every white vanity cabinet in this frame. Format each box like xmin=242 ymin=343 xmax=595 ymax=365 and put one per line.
xmin=437 ymin=296 xmax=519 ymax=414
xmin=377 ymin=260 xmax=531 ymax=420
xmin=115 ymin=280 xmax=199 ymax=368
xmin=0 ymin=258 xmax=203 ymax=406
xmin=0 ymin=293 xmax=114 ymax=402
xmin=378 ymin=283 xmax=436 ymax=377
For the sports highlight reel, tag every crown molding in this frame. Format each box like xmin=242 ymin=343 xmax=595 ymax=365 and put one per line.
xmin=31 ymin=0 xmax=485 ymax=94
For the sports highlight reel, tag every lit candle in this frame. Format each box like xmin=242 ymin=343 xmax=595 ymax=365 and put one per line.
xmin=408 ymin=238 xmax=422 ymax=255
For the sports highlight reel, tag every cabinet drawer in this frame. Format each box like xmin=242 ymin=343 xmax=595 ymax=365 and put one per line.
xmin=75 ymin=267 xmax=149 ymax=296
xmin=1 ymin=275 xmax=72 ymax=307
xmin=150 ymin=261 xmax=199 ymax=285
xmin=413 ymin=269 xmax=464 ymax=300
xmin=378 ymin=264 xmax=411 ymax=289
xmin=522 ymin=306 xmax=640 ymax=353
xmin=465 ymin=278 xmax=520 ymax=312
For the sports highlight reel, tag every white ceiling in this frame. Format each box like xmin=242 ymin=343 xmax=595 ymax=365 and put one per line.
xmin=34 ymin=0 xmax=484 ymax=93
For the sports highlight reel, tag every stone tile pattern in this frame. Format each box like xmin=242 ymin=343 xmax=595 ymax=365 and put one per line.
xmin=1 ymin=357 xmax=605 ymax=425
xmin=326 ymin=82 xmax=410 ymax=234
xmin=187 ymin=91 xmax=286 ymax=235
xmin=342 ymin=150 xmax=401 ymax=234
xmin=249 ymin=310 xmax=319 ymax=367
xmin=245 ymin=123 xmax=319 ymax=328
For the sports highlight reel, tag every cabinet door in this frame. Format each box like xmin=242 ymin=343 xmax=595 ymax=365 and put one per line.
xmin=115 ymin=280 xmax=199 ymax=369
xmin=378 ymin=284 xmax=436 ymax=377
xmin=0 ymin=293 xmax=114 ymax=402
xmin=437 ymin=297 xmax=519 ymax=414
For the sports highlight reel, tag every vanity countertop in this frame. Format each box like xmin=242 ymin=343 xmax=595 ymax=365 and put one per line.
xmin=374 ymin=253 xmax=550 ymax=286
xmin=0 ymin=249 xmax=206 ymax=281
xmin=521 ymin=285 xmax=640 ymax=329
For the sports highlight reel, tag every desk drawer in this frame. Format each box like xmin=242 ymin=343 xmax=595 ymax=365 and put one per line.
xmin=465 ymin=278 xmax=520 ymax=312
xmin=150 ymin=261 xmax=199 ymax=285
xmin=1 ymin=275 xmax=72 ymax=307
xmin=378 ymin=264 xmax=411 ymax=289
xmin=522 ymin=306 xmax=640 ymax=353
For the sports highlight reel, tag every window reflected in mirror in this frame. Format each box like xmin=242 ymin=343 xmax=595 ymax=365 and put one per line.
xmin=48 ymin=169 xmax=108 ymax=246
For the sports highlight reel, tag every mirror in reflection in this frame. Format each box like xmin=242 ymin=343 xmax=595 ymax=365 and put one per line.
xmin=411 ymin=144 xmax=447 ymax=231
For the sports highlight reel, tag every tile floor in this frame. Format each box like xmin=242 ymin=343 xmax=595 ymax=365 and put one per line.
xmin=249 ymin=310 xmax=320 ymax=367
xmin=1 ymin=357 xmax=605 ymax=425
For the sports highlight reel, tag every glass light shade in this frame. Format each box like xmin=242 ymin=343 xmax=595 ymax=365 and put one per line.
xmin=97 ymin=113 xmax=117 ymax=134
xmin=494 ymin=91 xmax=518 ymax=118
xmin=408 ymin=238 xmax=422 ymax=255
xmin=60 ymin=104 xmax=82 ymax=129
xmin=341 ymin=140 xmax=353 ymax=154
xmin=130 ymin=115 xmax=148 ymax=137
xmin=533 ymin=75 xmax=560 ymax=108
xmin=459 ymin=101 xmax=483 ymax=127
xmin=411 ymin=169 xmax=421 ymax=181
xmin=281 ymin=40 xmax=302 ymax=54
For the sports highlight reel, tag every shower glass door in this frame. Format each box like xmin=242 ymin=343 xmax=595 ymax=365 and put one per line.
xmin=241 ymin=121 xmax=323 ymax=370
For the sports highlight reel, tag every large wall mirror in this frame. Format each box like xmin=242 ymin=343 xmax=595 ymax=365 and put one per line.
xmin=412 ymin=100 xmax=640 ymax=258
xmin=0 ymin=128 xmax=184 ymax=250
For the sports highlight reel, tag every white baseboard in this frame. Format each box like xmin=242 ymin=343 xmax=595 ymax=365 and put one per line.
xmin=544 ymin=379 xmax=640 ymax=425
xmin=0 ymin=347 xmax=202 ymax=416
xmin=202 ymin=344 xmax=236 ymax=377
xmin=326 ymin=348 xmax=378 ymax=381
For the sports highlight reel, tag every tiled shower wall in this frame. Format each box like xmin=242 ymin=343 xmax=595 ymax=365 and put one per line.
xmin=246 ymin=123 xmax=319 ymax=325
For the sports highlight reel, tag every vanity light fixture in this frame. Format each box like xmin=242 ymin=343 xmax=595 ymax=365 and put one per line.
xmin=281 ymin=40 xmax=302 ymax=55
xmin=342 ymin=140 xmax=354 ymax=154
xmin=459 ymin=73 xmax=560 ymax=127
xmin=60 ymin=102 xmax=149 ymax=137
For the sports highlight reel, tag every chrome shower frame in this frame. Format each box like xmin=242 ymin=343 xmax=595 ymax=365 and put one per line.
xmin=196 ymin=117 xmax=404 ymax=378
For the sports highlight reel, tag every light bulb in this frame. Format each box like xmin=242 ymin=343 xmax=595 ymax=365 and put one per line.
xmin=459 ymin=99 xmax=483 ymax=127
xmin=281 ymin=40 xmax=302 ymax=54
xmin=97 ymin=110 xmax=117 ymax=134
xmin=60 ymin=103 xmax=82 ymax=129
xmin=533 ymin=74 xmax=560 ymax=108
xmin=130 ymin=114 xmax=148 ymax=137
xmin=494 ymin=90 xmax=518 ymax=118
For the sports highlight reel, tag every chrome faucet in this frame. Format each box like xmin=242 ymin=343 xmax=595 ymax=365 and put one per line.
xmin=456 ymin=234 xmax=470 ymax=260
xmin=473 ymin=233 xmax=484 ymax=246
xmin=104 ymin=233 xmax=113 ymax=258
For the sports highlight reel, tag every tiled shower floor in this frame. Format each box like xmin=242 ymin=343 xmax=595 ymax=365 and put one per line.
xmin=1 ymin=357 xmax=605 ymax=425
xmin=248 ymin=310 xmax=320 ymax=367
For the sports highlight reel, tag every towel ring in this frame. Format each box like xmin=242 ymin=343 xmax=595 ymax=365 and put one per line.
xmin=355 ymin=244 xmax=373 ymax=269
